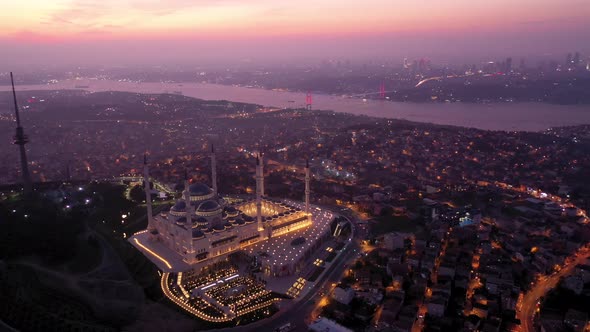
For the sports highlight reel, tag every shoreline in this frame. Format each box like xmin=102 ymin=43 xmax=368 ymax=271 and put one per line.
xmin=1 ymin=79 xmax=589 ymax=132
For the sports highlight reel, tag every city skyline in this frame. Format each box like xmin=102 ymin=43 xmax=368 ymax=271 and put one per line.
xmin=1 ymin=0 xmax=590 ymax=67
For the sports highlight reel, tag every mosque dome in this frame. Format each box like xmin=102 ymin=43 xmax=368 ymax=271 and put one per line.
xmin=171 ymin=200 xmax=186 ymax=212
xmin=175 ymin=217 xmax=187 ymax=225
xmin=194 ymin=217 xmax=209 ymax=227
xmin=189 ymin=183 xmax=212 ymax=196
xmin=225 ymin=206 xmax=239 ymax=217
xmin=197 ymin=200 xmax=221 ymax=212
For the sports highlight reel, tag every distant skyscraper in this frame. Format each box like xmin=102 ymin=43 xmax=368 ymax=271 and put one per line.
xmin=65 ymin=162 xmax=71 ymax=182
xmin=10 ymin=73 xmax=32 ymax=196
xmin=573 ymin=52 xmax=581 ymax=67
xmin=419 ymin=58 xmax=426 ymax=73
xmin=566 ymin=53 xmax=573 ymax=66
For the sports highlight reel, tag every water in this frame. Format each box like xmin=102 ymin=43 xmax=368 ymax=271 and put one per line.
xmin=2 ymin=78 xmax=589 ymax=131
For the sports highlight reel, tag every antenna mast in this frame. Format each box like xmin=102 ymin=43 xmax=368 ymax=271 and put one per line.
xmin=10 ymin=72 xmax=32 ymax=195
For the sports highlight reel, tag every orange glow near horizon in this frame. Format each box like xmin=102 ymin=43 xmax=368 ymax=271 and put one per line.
xmin=2 ymin=0 xmax=589 ymax=42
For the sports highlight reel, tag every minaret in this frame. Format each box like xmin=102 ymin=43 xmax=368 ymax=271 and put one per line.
xmin=256 ymin=156 xmax=263 ymax=232
xmin=183 ymin=169 xmax=194 ymax=259
xmin=143 ymin=154 xmax=155 ymax=232
xmin=65 ymin=162 xmax=71 ymax=183
xmin=210 ymin=144 xmax=217 ymax=196
xmin=10 ymin=72 xmax=32 ymax=195
xmin=259 ymin=152 xmax=265 ymax=197
xmin=183 ymin=169 xmax=192 ymax=228
xmin=305 ymin=159 xmax=311 ymax=216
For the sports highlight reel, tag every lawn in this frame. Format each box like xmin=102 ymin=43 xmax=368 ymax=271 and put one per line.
xmin=65 ymin=236 xmax=103 ymax=274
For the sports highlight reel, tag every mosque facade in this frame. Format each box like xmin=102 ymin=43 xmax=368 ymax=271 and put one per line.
xmin=136 ymin=147 xmax=321 ymax=275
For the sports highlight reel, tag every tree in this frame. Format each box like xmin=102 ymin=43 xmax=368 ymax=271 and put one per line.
xmin=129 ymin=185 xmax=145 ymax=203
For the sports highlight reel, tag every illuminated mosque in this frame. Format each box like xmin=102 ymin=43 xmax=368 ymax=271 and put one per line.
xmin=131 ymin=147 xmax=334 ymax=276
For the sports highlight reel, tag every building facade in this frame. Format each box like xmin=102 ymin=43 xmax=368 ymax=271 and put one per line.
xmin=136 ymin=150 xmax=321 ymax=275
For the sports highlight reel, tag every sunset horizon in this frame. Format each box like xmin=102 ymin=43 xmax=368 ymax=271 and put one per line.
xmin=1 ymin=0 xmax=589 ymax=67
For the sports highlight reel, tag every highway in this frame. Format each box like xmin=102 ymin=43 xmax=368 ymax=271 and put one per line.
xmin=518 ymin=245 xmax=590 ymax=332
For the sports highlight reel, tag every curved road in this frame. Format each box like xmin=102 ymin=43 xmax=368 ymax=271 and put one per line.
xmin=518 ymin=246 xmax=590 ymax=332
xmin=202 ymin=213 xmax=361 ymax=332
xmin=265 ymin=239 xmax=360 ymax=331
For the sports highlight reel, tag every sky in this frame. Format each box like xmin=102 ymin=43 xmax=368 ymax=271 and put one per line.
xmin=1 ymin=0 xmax=589 ymax=68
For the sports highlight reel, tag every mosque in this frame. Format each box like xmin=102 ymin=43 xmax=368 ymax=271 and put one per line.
xmin=131 ymin=146 xmax=333 ymax=276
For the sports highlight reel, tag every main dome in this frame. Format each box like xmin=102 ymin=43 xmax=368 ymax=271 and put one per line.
xmin=171 ymin=200 xmax=186 ymax=212
xmin=189 ymin=183 xmax=212 ymax=196
xmin=197 ymin=200 xmax=221 ymax=212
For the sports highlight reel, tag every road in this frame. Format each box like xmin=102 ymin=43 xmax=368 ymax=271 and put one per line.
xmin=266 ymin=239 xmax=360 ymax=331
xmin=518 ymin=246 xmax=590 ymax=332
xmin=210 ymin=236 xmax=359 ymax=332
xmin=207 ymin=212 xmax=361 ymax=332
xmin=261 ymin=212 xmax=360 ymax=331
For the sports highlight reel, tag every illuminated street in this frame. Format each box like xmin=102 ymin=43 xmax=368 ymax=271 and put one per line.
xmin=518 ymin=246 xmax=590 ymax=332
